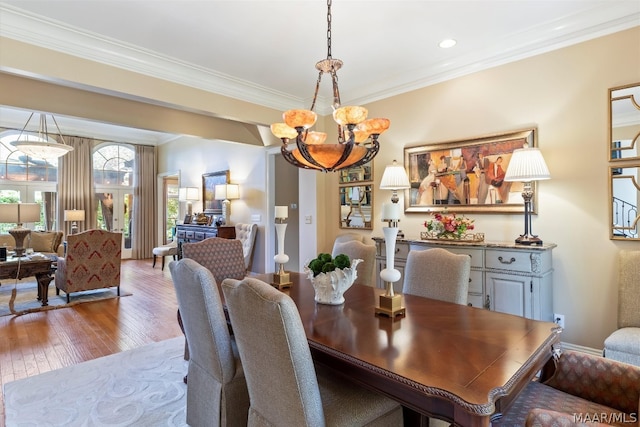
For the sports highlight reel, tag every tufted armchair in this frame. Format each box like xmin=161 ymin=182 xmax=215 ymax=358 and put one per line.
xmin=55 ymin=229 xmax=122 ymax=303
xmin=604 ymin=250 xmax=640 ymax=367
xmin=493 ymin=350 xmax=640 ymax=426
xmin=234 ymin=223 xmax=257 ymax=272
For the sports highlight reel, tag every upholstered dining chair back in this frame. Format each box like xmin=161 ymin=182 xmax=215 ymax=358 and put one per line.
xmin=169 ymin=258 xmax=249 ymax=427
xmin=234 ymin=223 xmax=258 ymax=272
xmin=603 ymin=250 xmax=640 ymax=366
xmin=55 ymin=229 xmax=122 ymax=303
xmin=402 ymin=248 xmax=471 ymax=305
xmin=331 ymin=232 xmax=364 ymax=257
xmin=332 ymin=240 xmax=377 ymax=286
xmin=181 ymin=237 xmax=247 ymax=283
xmin=221 ymin=277 xmax=403 ymax=427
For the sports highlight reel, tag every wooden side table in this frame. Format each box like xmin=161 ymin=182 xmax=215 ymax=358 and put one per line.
xmin=0 ymin=257 xmax=55 ymax=306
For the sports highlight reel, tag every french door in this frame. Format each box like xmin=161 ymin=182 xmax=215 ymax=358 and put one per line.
xmin=95 ymin=189 xmax=133 ymax=259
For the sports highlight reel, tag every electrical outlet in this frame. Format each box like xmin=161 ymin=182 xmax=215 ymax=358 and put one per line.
xmin=554 ymin=313 xmax=565 ymax=329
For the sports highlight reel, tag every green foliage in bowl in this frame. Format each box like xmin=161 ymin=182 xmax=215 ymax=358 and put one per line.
xmin=307 ymin=253 xmax=351 ymax=277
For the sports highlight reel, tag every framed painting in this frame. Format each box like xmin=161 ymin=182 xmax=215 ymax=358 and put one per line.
xmin=404 ymin=128 xmax=536 ymax=214
xmin=202 ymin=170 xmax=229 ymax=214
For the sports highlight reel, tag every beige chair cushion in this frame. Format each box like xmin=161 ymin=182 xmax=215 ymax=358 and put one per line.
xmin=0 ymin=234 xmax=15 ymax=250
xmin=332 ymin=240 xmax=376 ymax=286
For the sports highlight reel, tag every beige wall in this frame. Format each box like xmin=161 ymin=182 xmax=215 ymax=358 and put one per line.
xmin=320 ymin=27 xmax=640 ymax=349
xmin=1 ymin=27 xmax=639 ymax=349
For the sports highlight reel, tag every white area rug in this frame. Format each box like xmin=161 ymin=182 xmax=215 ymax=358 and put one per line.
xmin=3 ymin=337 xmax=187 ymax=427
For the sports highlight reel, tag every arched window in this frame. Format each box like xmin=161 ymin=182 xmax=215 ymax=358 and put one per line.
xmin=0 ymin=130 xmax=59 ymax=182
xmin=93 ymin=143 xmax=135 ymax=186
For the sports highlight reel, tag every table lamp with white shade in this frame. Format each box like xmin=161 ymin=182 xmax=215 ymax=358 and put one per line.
xmin=64 ymin=209 xmax=85 ymax=235
xmin=272 ymin=205 xmax=292 ymax=289
xmin=0 ymin=202 xmax=41 ymax=257
xmin=178 ymin=187 xmax=199 ymax=218
xmin=504 ymin=145 xmax=551 ymax=245
xmin=376 ymin=160 xmax=410 ymax=317
xmin=214 ymin=184 xmax=240 ymax=225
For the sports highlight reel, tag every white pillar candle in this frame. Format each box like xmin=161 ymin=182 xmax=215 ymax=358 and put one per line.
xmin=275 ymin=205 xmax=288 ymax=219
xmin=382 ymin=202 xmax=401 ymax=220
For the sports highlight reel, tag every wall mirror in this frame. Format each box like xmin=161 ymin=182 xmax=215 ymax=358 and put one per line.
xmin=339 ymin=163 xmax=373 ymax=184
xmin=610 ymin=82 xmax=640 ymax=162
xmin=339 ymin=185 xmax=373 ymax=229
xmin=610 ymin=165 xmax=639 ymax=240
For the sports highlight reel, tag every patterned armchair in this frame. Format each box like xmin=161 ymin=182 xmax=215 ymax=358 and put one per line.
xmin=493 ymin=350 xmax=640 ymax=426
xmin=55 ymin=229 xmax=122 ymax=303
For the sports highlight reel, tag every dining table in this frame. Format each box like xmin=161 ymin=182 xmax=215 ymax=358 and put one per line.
xmin=245 ymin=272 xmax=561 ymax=427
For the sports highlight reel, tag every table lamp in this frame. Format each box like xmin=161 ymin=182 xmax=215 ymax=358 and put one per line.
xmin=272 ymin=205 xmax=292 ymax=289
xmin=504 ymin=145 xmax=550 ymax=245
xmin=178 ymin=187 xmax=199 ymax=218
xmin=0 ymin=202 xmax=41 ymax=257
xmin=214 ymin=184 xmax=240 ymax=225
xmin=64 ymin=209 xmax=85 ymax=235
xmin=376 ymin=160 xmax=410 ymax=317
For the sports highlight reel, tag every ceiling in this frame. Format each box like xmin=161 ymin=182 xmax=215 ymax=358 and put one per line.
xmin=0 ymin=0 xmax=638 ymax=145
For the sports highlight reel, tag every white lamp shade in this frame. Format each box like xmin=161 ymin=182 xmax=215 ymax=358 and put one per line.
xmin=504 ymin=148 xmax=551 ymax=182
xmin=178 ymin=187 xmax=199 ymax=201
xmin=64 ymin=209 xmax=85 ymax=222
xmin=0 ymin=203 xmax=40 ymax=224
xmin=380 ymin=160 xmax=411 ymax=190
xmin=215 ymin=184 xmax=240 ymax=200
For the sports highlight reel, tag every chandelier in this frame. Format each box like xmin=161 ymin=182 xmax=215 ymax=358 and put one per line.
xmin=270 ymin=0 xmax=389 ymax=172
xmin=11 ymin=113 xmax=74 ymax=160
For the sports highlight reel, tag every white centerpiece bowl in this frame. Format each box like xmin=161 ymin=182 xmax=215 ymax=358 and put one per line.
xmin=304 ymin=259 xmax=362 ymax=305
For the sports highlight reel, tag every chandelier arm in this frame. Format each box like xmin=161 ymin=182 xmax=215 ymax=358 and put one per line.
xmin=296 ymin=134 xmax=328 ymax=172
xmin=309 ymin=70 xmax=323 ymax=112
xmin=281 ymin=143 xmax=321 ymax=172
xmin=16 ymin=112 xmax=35 ymax=141
xmin=348 ymin=138 xmax=381 ymax=170
xmin=50 ymin=115 xmax=69 ymax=145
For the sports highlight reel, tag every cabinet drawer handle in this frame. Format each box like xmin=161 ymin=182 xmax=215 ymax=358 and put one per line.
xmin=498 ymin=256 xmax=516 ymax=264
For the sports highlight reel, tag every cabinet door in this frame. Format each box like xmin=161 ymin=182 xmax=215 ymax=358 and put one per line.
xmin=486 ymin=272 xmax=532 ymax=318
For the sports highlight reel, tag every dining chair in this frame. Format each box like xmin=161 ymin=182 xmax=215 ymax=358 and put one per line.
xmin=331 ymin=240 xmax=376 ymax=286
xmin=402 ymin=247 xmax=471 ymax=305
xmin=169 ymin=258 xmax=249 ymax=427
xmin=603 ymin=250 xmax=640 ymax=366
xmin=151 ymin=239 xmax=178 ymax=271
xmin=234 ymin=223 xmax=258 ymax=272
xmin=221 ymin=277 xmax=404 ymax=426
xmin=179 ymin=237 xmax=248 ymax=361
xmin=331 ymin=232 xmax=364 ymax=256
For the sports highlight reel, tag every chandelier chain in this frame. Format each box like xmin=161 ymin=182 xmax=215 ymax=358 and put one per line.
xmin=326 ymin=0 xmax=332 ymax=59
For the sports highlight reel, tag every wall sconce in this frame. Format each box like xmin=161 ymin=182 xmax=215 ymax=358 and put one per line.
xmin=376 ymin=160 xmax=410 ymax=318
xmin=214 ymin=184 xmax=240 ymax=225
xmin=272 ymin=205 xmax=292 ymax=289
xmin=64 ymin=209 xmax=85 ymax=235
xmin=504 ymin=145 xmax=551 ymax=245
xmin=0 ymin=203 xmax=41 ymax=257
xmin=178 ymin=187 xmax=199 ymax=217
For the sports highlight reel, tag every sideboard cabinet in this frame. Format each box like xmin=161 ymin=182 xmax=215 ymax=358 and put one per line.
xmin=372 ymin=237 xmax=556 ymax=321
xmin=176 ymin=224 xmax=236 ymax=257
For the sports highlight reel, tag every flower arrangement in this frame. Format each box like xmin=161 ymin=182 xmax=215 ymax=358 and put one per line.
xmin=423 ymin=212 xmax=475 ymax=240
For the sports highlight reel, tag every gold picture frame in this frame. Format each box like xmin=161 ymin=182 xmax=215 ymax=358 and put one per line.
xmin=404 ymin=128 xmax=537 ymax=214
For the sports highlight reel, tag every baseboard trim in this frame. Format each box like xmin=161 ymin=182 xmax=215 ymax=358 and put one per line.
xmin=560 ymin=341 xmax=603 ymax=357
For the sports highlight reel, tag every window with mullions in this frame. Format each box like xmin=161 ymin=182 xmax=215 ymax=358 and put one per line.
xmin=93 ymin=143 xmax=135 ymax=186
xmin=0 ymin=130 xmax=59 ymax=182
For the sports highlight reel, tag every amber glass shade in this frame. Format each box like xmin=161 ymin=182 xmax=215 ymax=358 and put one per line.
xmin=283 ymin=109 xmax=317 ymax=129
xmin=271 ymin=123 xmax=298 ymax=139
xmin=302 ymin=131 xmax=327 ymax=145
xmin=353 ymin=129 xmax=370 ymax=143
xmin=333 ymin=106 xmax=368 ymax=126
xmin=356 ymin=118 xmax=390 ymax=136
xmin=291 ymin=143 xmax=368 ymax=170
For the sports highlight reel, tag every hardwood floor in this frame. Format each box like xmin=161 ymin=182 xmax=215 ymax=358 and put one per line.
xmin=0 ymin=259 xmax=183 ymax=424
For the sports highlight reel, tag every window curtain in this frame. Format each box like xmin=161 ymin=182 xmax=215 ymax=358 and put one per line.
xmin=132 ymin=144 xmax=156 ymax=259
xmin=57 ymin=136 xmax=95 ymax=236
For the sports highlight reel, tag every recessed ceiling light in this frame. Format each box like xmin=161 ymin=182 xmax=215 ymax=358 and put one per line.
xmin=439 ymin=39 xmax=457 ymax=49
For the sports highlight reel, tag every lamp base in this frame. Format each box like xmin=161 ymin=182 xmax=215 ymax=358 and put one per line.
xmin=375 ymin=291 xmax=405 ymax=318
xmin=272 ymin=271 xmax=292 ymax=290
xmin=9 ymin=227 xmax=32 ymax=258
xmin=515 ymin=235 xmax=543 ymax=245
